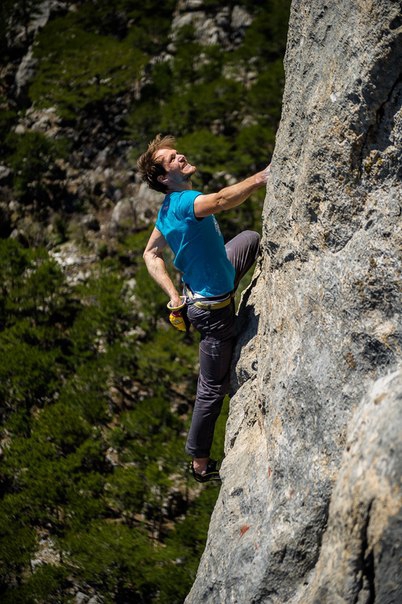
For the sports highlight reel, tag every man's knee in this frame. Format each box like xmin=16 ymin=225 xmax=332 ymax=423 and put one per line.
xmin=237 ymin=229 xmax=260 ymax=261
xmin=246 ymin=230 xmax=260 ymax=256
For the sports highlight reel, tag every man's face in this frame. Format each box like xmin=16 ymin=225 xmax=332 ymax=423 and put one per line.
xmin=154 ymin=148 xmax=196 ymax=188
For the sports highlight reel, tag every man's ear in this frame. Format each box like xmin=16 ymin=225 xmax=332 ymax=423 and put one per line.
xmin=157 ymin=174 xmax=168 ymax=185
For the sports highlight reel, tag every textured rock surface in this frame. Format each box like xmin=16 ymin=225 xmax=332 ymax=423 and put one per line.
xmin=186 ymin=1 xmax=402 ymax=602
xmin=301 ymin=368 xmax=402 ymax=604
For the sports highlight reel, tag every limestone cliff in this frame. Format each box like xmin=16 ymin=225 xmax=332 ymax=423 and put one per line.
xmin=186 ymin=1 xmax=402 ymax=602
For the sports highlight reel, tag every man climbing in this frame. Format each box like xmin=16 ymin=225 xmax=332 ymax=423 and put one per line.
xmin=137 ymin=134 xmax=270 ymax=483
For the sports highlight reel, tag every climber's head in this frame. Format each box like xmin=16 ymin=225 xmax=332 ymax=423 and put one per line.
xmin=137 ymin=134 xmax=196 ymax=193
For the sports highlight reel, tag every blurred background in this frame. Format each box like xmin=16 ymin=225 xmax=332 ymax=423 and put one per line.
xmin=0 ymin=1 xmax=290 ymax=602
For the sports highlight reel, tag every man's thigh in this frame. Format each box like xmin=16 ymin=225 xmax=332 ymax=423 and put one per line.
xmin=187 ymin=303 xmax=236 ymax=341
xmin=225 ymin=230 xmax=260 ymax=289
xmin=199 ymin=335 xmax=234 ymax=390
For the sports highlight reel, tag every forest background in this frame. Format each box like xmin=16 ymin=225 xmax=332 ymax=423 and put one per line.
xmin=0 ymin=1 xmax=290 ymax=602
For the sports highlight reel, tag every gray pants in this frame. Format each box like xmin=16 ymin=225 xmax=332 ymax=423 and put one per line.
xmin=185 ymin=230 xmax=260 ymax=458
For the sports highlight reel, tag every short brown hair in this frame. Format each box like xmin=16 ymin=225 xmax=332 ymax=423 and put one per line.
xmin=136 ymin=134 xmax=176 ymax=193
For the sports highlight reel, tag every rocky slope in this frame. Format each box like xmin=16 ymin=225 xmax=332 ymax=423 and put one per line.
xmin=186 ymin=1 xmax=402 ymax=602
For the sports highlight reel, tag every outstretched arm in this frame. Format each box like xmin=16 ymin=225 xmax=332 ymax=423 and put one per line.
xmin=193 ymin=165 xmax=271 ymax=218
xmin=143 ymin=227 xmax=182 ymax=308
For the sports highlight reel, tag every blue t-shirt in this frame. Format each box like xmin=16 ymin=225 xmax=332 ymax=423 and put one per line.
xmin=155 ymin=190 xmax=235 ymax=297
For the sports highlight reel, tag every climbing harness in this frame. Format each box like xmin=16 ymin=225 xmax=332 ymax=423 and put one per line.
xmin=167 ymin=289 xmax=235 ymax=332
xmin=185 ymin=287 xmax=235 ymax=311
xmin=167 ymin=287 xmax=236 ymax=331
xmin=191 ymin=295 xmax=234 ymax=311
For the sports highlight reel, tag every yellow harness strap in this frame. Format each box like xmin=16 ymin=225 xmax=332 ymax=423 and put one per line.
xmin=193 ymin=295 xmax=234 ymax=311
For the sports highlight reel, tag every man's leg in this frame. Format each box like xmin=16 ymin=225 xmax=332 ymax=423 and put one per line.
xmin=225 ymin=230 xmax=260 ymax=290
xmin=186 ymin=304 xmax=236 ymax=470
xmin=186 ymin=336 xmax=233 ymax=461
xmin=186 ymin=231 xmax=260 ymax=475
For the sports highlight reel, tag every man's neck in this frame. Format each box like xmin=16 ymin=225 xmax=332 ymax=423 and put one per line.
xmin=167 ymin=180 xmax=193 ymax=193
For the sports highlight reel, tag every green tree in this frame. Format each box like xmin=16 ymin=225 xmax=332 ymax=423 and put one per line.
xmin=63 ymin=521 xmax=159 ymax=603
xmin=5 ymin=131 xmax=69 ymax=204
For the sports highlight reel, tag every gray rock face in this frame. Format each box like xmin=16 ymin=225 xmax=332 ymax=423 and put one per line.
xmin=186 ymin=1 xmax=402 ymax=603
xmin=301 ymin=368 xmax=402 ymax=604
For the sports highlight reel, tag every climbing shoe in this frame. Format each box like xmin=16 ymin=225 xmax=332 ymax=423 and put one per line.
xmin=191 ymin=459 xmax=221 ymax=483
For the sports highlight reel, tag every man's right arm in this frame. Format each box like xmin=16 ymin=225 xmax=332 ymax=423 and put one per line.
xmin=193 ymin=165 xmax=270 ymax=218
xmin=143 ymin=227 xmax=182 ymax=308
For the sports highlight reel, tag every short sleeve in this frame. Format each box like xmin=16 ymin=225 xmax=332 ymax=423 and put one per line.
xmin=175 ymin=190 xmax=202 ymax=221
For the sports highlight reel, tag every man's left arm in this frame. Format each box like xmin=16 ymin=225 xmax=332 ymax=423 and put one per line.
xmin=193 ymin=165 xmax=270 ymax=218
xmin=143 ymin=227 xmax=182 ymax=308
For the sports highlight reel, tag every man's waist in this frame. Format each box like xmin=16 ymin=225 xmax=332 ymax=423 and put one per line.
xmin=184 ymin=285 xmax=234 ymax=310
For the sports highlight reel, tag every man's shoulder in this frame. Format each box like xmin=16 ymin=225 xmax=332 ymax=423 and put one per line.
xmin=171 ymin=190 xmax=203 ymax=215
xmin=170 ymin=189 xmax=202 ymax=201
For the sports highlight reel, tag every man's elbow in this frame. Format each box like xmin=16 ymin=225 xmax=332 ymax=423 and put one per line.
xmin=143 ymin=249 xmax=153 ymax=268
xmin=207 ymin=192 xmax=227 ymax=214
xmin=143 ymin=247 xmax=161 ymax=270
xmin=194 ymin=191 xmax=228 ymax=217
xmin=214 ymin=192 xmax=227 ymax=212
